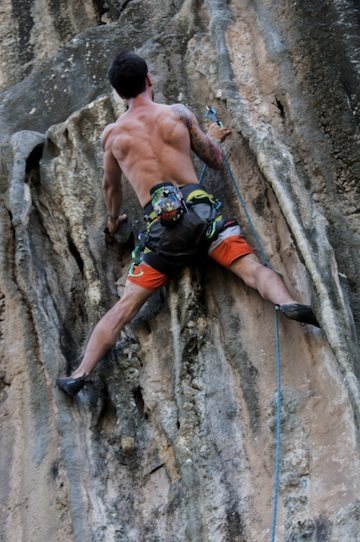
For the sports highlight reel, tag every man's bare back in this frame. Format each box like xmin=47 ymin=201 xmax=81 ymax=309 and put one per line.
xmin=103 ymin=103 xmax=203 ymax=206
xmin=102 ymin=91 xmax=231 ymax=218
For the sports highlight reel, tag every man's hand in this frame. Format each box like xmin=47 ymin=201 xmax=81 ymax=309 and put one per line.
xmin=106 ymin=213 xmax=127 ymax=235
xmin=206 ymin=122 xmax=232 ymax=143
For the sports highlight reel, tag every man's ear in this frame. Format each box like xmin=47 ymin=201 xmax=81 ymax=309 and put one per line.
xmin=146 ymin=73 xmax=153 ymax=87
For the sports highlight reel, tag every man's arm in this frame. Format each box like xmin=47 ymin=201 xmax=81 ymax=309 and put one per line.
xmin=172 ymin=104 xmax=231 ymax=170
xmin=102 ymin=129 xmax=127 ymax=234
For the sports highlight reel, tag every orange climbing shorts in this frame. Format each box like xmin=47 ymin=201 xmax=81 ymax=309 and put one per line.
xmin=127 ymin=223 xmax=254 ymax=291
xmin=127 ymin=261 xmax=168 ymax=290
xmin=207 ymin=223 xmax=254 ymax=267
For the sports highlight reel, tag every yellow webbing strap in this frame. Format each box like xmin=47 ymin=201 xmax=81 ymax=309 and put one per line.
xmin=185 ymin=188 xmax=215 ymax=205
xmin=146 ymin=210 xmax=158 ymax=222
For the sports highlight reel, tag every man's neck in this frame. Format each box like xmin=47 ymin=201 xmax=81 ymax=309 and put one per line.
xmin=127 ymin=89 xmax=154 ymax=111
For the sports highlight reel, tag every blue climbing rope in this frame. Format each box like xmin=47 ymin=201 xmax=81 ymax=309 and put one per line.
xmin=271 ymin=305 xmax=282 ymax=542
xmin=202 ymin=106 xmax=282 ymax=542
xmin=204 ymin=107 xmax=270 ymax=266
xmin=199 ymin=162 xmax=207 ymax=185
xmin=223 ymin=159 xmax=270 ymax=268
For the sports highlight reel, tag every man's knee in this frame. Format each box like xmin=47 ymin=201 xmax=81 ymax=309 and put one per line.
xmin=117 ymin=282 xmax=153 ymax=322
xmin=111 ymin=295 xmax=137 ymax=324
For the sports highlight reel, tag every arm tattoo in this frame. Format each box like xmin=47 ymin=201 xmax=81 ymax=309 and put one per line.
xmin=172 ymin=104 xmax=224 ymax=169
xmin=209 ymin=138 xmax=224 ymax=167
xmin=172 ymin=103 xmax=192 ymax=127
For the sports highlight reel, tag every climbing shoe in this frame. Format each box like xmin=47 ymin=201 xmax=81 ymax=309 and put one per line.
xmin=279 ymin=304 xmax=320 ymax=328
xmin=56 ymin=376 xmax=86 ymax=397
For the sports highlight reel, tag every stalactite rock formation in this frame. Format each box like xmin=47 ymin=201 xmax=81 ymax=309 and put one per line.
xmin=0 ymin=1 xmax=359 ymax=541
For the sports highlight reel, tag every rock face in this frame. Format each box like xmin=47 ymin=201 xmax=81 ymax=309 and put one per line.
xmin=0 ymin=1 xmax=359 ymax=541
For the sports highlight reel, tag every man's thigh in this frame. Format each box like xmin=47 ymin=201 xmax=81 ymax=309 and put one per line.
xmin=208 ymin=224 xmax=254 ymax=268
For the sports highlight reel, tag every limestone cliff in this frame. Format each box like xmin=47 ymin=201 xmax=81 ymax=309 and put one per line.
xmin=0 ymin=1 xmax=359 ymax=541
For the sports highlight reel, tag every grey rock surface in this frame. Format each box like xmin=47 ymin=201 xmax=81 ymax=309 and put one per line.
xmin=0 ymin=1 xmax=359 ymax=541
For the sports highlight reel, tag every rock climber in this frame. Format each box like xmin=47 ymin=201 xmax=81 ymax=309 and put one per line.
xmin=57 ymin=51 xmax=319 ymax=397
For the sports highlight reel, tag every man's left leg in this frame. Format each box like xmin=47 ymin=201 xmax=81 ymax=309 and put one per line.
xmin=71 ymin=280 xmax=154 ymax=378
xmin=57 ymin=262 xmax=168 ymax=396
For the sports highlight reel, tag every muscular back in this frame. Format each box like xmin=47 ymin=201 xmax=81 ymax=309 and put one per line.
xmin=103 ymin=103 xmax=200 ymax=207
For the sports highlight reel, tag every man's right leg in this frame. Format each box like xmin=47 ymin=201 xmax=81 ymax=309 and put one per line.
xmin=228 ymin=253 xmax=298 ymax=306
xmin=208 ymin=226 xmax=319 ymax=327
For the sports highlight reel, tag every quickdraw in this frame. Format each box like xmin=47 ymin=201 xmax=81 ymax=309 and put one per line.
xmin=128 ymin=231 xmax=147 ymax=277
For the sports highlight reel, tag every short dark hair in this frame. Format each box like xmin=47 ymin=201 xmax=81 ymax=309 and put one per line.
xmin=108 ymin=51 xmax=148 ymax=99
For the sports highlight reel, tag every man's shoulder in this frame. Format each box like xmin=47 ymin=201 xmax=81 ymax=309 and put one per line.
xmin=101 ymin=118 xmax=125 ymax=148
xmin=152 ymin=102 xmax=187 ymax=115
xmin=101 ymin=124 xmax=114 ymax=149
xmin=170 ymin=103 xmax=191 ymax=115
xmin=170 ymin=103 xmax=193 ymax=126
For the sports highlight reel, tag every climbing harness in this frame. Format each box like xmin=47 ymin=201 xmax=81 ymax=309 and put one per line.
xmin=202 ymin=106 xmax=282 ymax=542
xmin=130 ymin=182 xmax=227 ymax=277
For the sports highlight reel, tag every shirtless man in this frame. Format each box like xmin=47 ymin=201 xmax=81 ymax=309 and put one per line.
xmin=57 ymin=51 xmax=319 ymax=397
